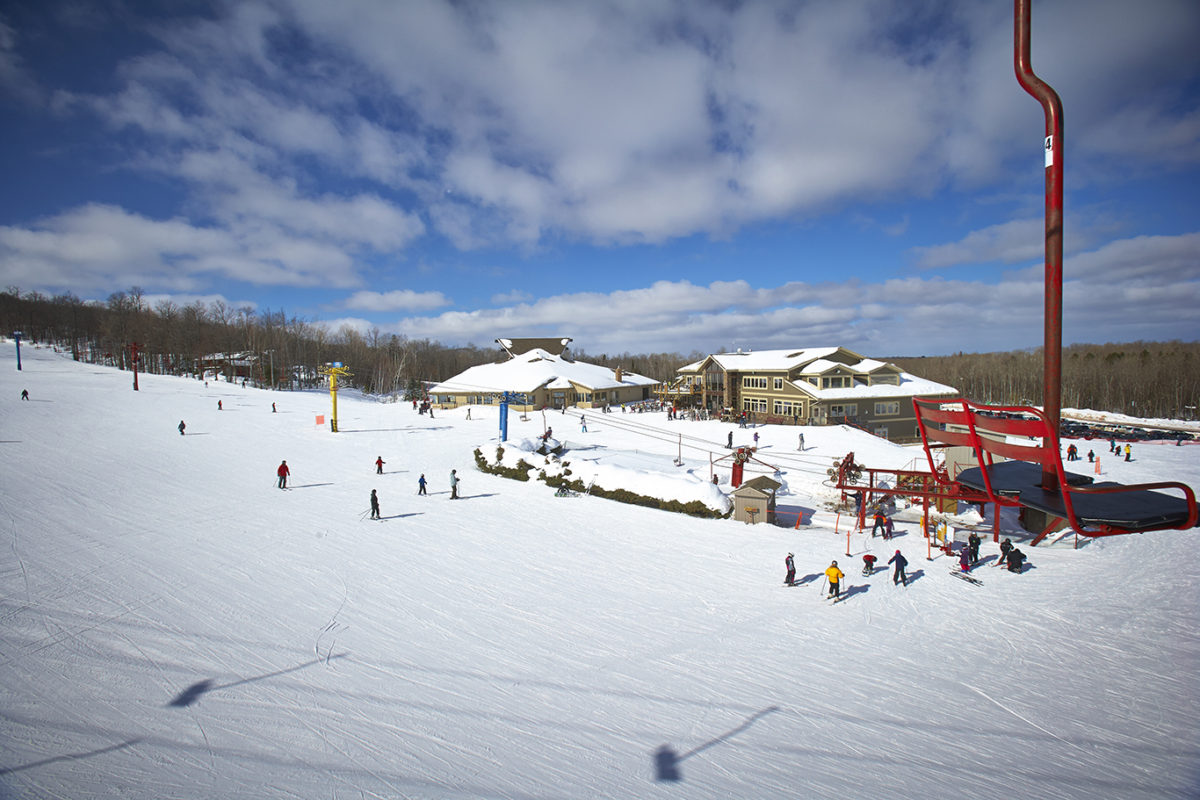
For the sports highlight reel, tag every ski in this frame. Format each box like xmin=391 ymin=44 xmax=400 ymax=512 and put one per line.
xmin=950 ymin=570 xmax=983 ymax=586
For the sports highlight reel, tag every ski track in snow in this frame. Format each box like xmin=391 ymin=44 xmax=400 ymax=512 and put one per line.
xmin=1 ymin=343 xmax=1198 ymax=799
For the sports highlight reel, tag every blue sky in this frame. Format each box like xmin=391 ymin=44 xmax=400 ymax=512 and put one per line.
xmin=1 ymin=0 xmax=1198 ymax=357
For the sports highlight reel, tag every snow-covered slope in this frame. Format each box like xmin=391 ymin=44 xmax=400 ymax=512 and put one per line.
xmin=2 ymin=344 xmax=1197 ymax=799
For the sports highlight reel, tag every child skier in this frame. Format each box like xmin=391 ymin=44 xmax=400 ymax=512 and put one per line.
xmin=825 ymin=561 xmax=845 ymax=598
xmin=370 ymin=489 xmax=380 ymax=520
xmin=375 ymin=456 xmax=385 ymax=475
xmin=276 ymin=460 xmax=290 ymax=489
xmin=888 ymin=549 xmax=908 ymax=586
xmin=418 ymin=474 xmax=427 ymax=495
xmin=784 ymin=553 xmax=795 ymax=586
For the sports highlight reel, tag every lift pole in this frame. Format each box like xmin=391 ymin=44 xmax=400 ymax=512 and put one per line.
xmin=1015 ymin=0 xmax=1064 ymax=489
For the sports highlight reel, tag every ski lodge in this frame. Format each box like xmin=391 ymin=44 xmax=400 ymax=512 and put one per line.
xmin=427 ymin=337 xmax=660 ymax=411
xmin=667 ymin=346 xmax=956 ymax=442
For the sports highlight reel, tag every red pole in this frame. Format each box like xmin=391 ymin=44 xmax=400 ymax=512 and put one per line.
xmin=1015 ymin=0 xmax=1064 ymax=489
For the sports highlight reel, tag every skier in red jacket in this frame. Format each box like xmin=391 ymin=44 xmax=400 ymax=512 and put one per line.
xmin=276 ymin=460 xmax=290 ymax=489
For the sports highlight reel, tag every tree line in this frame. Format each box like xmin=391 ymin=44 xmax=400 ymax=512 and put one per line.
xmin=4 ymin=287 xmax=1194 ymax=417
xmin=0 ymin=287 xmax=695 ymax=397
xmin=892 ymin=341 xmax=1200 ymax=420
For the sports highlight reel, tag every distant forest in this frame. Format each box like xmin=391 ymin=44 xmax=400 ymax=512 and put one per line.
xmin=3 ymin=287 xmax=1196 ymax=419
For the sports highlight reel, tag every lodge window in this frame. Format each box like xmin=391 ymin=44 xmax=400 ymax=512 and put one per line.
xmin=743 ymin=376 xmax=768 ymax=389
xmin=875 ymin=401 xmax=900 ymax=416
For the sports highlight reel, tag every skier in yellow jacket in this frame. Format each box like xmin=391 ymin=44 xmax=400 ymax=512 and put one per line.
xmin=825 ymin=560 xmax=845 ymax=598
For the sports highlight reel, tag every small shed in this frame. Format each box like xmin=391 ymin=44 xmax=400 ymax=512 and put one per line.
xmin=732 ymin=475 xmax=782 ymax=524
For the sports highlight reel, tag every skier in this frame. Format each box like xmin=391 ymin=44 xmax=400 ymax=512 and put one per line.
xmin=862 ymin=553 xmax=877 ymax=576
xmin=997 ymin=537 xmax=1013 ymax=567
xmin=272 ymin=402 xmax=276 ymax=413
xmin=798 ymin=433 xmax=805 ymax=451
xmin=727 ymin=431 xmax=733 ymax=448
xmin=1125 ymin=443 xmax=1132 ymax=462
xmin=883 ymin=516 xmax=895 ymax=540
xmin=784 ymin=553 xmax=796 ymax=586
xmin=888 ymin=549 xmax=908 ymax=586
xmin=370 ymin=489 xmax=380 ymax=520
xmin=1087 ymin=449 xmax=1094 ymax=463
xmin=276 ymin=460 xmax=290 ymax=489
xmin=959 ymin=545 xmax=972 ymax=572
xmin=968 ymin=532 xmax=981 ymax=564
xmin=375 ymin=456 xmax=385 ymax=475
xmin=418 ymin=473 xmax=427 ymax=495
xmin=871 ymin=510 xmax=887 ymax=538
xmin=178 ymin=420 xmax=186 ymax=436
xmin=825 ymin=561 xmax=845 ymax=598
xmin=217 ymin=400 xmax=222 ymax=411
xmin=20 ymin=389 xmax=29 ymax=400
xmin=581 ymin=415 xmax=587 ymax=433
xmin=449 ymin=469 xmax=459 ymax=499
xmin=753 ymin=431 xmax=759 ymax=447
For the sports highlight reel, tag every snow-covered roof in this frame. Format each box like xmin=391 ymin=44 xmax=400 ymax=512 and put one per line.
xmin=793 ymin=373 xmax=957 ymax=401
xmin=700 ymin=347 xmax=842 ymax=372
xmin=429 ymin=348 xmax=659 ymax=395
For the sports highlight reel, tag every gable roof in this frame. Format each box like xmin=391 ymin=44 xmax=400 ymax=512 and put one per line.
xmin=496 ymin=337 xmax=573 ymax=357
xmin=430 ymin=348 xmax=658 ymax=395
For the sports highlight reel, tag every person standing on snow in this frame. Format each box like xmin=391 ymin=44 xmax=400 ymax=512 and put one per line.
xmin=888 ymin=549 xmax=908 ymax=586
xmin=370 ymin=489 xmax=381 ymax=520
xmin=968 ymin=532 xmax=981 ymax=564
xmin=1125 ymin=443 xmax=1132 ymax=462
xmin=375 ymin=456 xmax=385 ymax=475
xmin=883 ymin=515 xmax=895 ymax=540
xmin=997 ymin=537 xmax=1013 ymax=567
xmin=959 ymin=545 xmax=972 ymax=572
xmin=784 ymin=553 xmax=796 ymax=586
xmin=449 ymin=469 xmax=459 ymax=499
xmin=178 ymin=420 xmax=186 ymax=436
xmin=21 ymin=389 xmax=29 ymax=400
xmin=871 ymin=510 xmax=887 ymax=538
xmin=825 ymin=560 xmax=845 ymax=598
xmin=418 ymin=474 xmax=427 ymax=495
xmin=217 ymin=400 xmax=222 ymax=411
xmin=276 ymin=460 xmax=290 ymax=489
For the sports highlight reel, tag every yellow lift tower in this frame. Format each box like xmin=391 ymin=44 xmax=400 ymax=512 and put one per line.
xmin=320 ymin=362 xmax=353 ymax=432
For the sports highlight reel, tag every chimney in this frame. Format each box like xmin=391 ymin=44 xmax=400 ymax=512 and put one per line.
xmin=614 ymin=365 xmax=623 ymax=382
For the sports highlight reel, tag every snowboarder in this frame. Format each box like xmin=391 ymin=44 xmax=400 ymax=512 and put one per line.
xmin=888 ymin=549 xmax=908 ymax=586
xmin=418 ymin=474 xmax=427 ymax=495
xmin=862 ymin=553 xmax=877 ymax=576
xmin=375 ymin=456 xmax=385 ymax=475
xmin=825 ymin=561 xmax=844 ymax=598
xmin=178 ymin=420 xmax=186 ymax=436
xmin=370 ymin=489 xmax=380 ymax=520
xmin=20 ymin=389 xmax=29 ymax=400
xmin=997 ymin=537 xmax=1013 ymax=567
xmin=784 ymin=553 xmax=796 ymax=586
xmin=1006 ymin=547 xmax=1027 ymax=573
xmin=276 ymin=460 xmax=290 ymax=489
xmin=449 ymin=469 xmax=459 ymax=499
xmin=968 ymin=532 xmax=981 ymax=564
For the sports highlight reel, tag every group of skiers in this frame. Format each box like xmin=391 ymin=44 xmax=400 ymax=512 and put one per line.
xmin=787 ymin=527 xmax=1032 ymax=597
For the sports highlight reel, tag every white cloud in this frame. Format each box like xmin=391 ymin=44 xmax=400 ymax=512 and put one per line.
xmin=344 ymin=289 xmax=450 ymax=312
